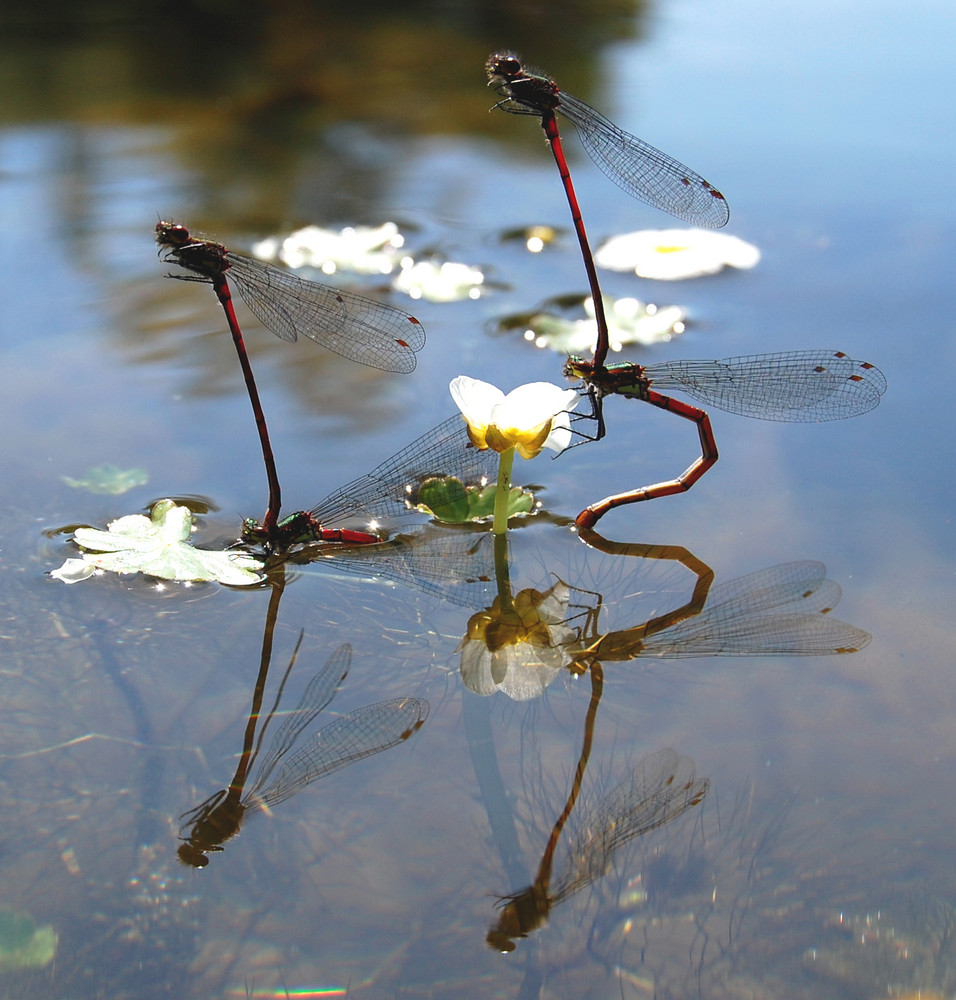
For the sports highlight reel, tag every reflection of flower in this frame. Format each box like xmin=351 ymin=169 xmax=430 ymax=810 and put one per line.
xmin=450 ymin=377 xmax=578 ymax=459
xmin=595 ymin=228 xmax=760 ymax=280
xmin=459 ymin=583 xmax=578 ymax=700
xmin=51 ymin=500 xmax=264 ymax=586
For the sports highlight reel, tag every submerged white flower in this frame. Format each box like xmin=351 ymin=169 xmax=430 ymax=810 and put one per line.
xmin=595 ymin=228 xmax=760 ymax=280
xmin=450 ymin=376 xmax=578 ymax=459
xmin=51 ymin=499 xmax=264 ymax=586
xmin=61 ymin=463 xmax=149 ymax=496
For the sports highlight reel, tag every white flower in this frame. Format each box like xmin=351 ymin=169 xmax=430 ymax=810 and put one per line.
xmin=595 ymin=228 xmax=760 ymax=280
xmin=524 ymin=295 xmax=686 ymax=354
xmin=252 ymin=222 xmax=405 ymax=276
xmin=450 ymin=376 xmax=578 ymax=458
xmin=392 ymin=259 xmax=485 ymax=302
xmin=458 ymin=583 xmax=578 ymax=700
xmin=51 ymin=499 xmax=264 ymax=586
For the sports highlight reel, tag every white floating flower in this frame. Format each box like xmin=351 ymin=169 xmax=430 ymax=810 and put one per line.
xmin=253 ymin=222 xmax=405 ymax=276
xmin=595 ymin=228 xmax=761 ymax=280
xmin=51 ymin=499 xmax=264 ymax=586
xmin=450 ymin=376 xmax=578 ymax=459
xmin=523 ymin=295 xmax=685 ymax=355
xmin=392 ymin=259 xmax=485 ymax=302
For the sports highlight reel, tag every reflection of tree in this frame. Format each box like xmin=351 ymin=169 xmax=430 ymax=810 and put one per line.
xmin=178 ymin=567 xmax=428 ymax=867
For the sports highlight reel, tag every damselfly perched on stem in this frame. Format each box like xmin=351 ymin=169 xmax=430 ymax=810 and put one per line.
xmin=565 ymin=350 xmax=886 ymax=528
xmin=241 ymin=415 xmax=509 ymax=551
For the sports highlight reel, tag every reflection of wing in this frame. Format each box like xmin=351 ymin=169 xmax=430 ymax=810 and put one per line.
xmin=552 ymin=750 xmax=708 ymax=904
xmin=300 ymin=523 xmax=497 ymax=608
xmin=639 ymin=561 xmax=871 ymax=657
xmin=249 ymin=697 xmax=429 ymax=811
xmin=249 ymin=644 xmax=351 ymax=794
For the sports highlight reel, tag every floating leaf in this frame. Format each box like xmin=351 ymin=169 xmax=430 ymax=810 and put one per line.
xmin=62 ymin=464 xmax=149 ymax=495
xmin=0 ymin=908 xmax=57 ymax=971
xmin=409 ymin=477 xmax=534 ymax=523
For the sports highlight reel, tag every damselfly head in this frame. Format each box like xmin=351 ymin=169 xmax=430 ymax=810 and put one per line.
xmin=564 ymin=356 xmax=594 ymax=380
xmin=155 ymin=220 xmax=192 ymax=249
xmin=177 ymin=842 xmax=210 ymax=868
xmin=485 ymin=52 xmax=523 ymax=84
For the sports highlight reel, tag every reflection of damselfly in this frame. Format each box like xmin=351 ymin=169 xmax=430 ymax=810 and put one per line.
xmin=488 ymin=749 xmax=708 ymax=951
xmin=565 ymin=351 xmax=887 ymax=528
xmin=569 ymin=557 xmax=871 ymax=667
xmin=179 ymin=641 xmax=428 ymax=867
xmin=242 ymin=415 xmax=502 ymax=550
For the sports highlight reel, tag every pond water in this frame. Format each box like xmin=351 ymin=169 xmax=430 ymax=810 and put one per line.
xmin=1 ymin=1 xmax=955 ymax=997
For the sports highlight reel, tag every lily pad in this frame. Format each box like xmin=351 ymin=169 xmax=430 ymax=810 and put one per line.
xmin=0 ymin=907 xmax=57 ymax=971
xmin=410 ymin=476 xmax=534 ymax=522
xmin=62 ymin=464 xmax=149 ymax=495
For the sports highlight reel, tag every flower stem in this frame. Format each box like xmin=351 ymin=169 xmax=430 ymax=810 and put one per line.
xmin=492 ymin=446 xmax=516 ymax=536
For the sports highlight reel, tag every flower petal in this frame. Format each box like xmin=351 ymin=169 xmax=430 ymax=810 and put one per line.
xmin=50 ymin=558 xmax=97 ymax=584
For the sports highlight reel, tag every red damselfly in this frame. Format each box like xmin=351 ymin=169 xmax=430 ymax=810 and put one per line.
xmin=156 ymin=221 xmax=425 ymax=536
xmin=488 ymin=748 xmax=708 ymax=950
xmin=178 ymin=641 xmax=428 ymax=867
xmin=156 ymin=222 xmax=425 ymax=372
xmin=487 ymin=52 xmax=728 ymax=368
xmin=564 ymin=350 xmax=886 ymax=528
xmin=242 ymin=414 xmax=501 ymax=550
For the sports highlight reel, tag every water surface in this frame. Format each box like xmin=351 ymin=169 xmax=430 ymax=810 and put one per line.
xmin=1 ymin=1 xmax=954 ymax=997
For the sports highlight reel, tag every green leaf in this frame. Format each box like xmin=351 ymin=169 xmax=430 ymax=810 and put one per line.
xmin=62 ymin=464 xmax=149 ymax=495
xmin=0 ymin=908 xmax=57 ymax=971
xmin=409 ymin=477 xmax=535 ymax=523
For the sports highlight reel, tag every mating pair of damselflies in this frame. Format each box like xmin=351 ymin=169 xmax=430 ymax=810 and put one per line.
xmin=486 ymin=53 xmax=885 ymax=527
xmin=159 ymin=52 xmax=885 ymax=536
